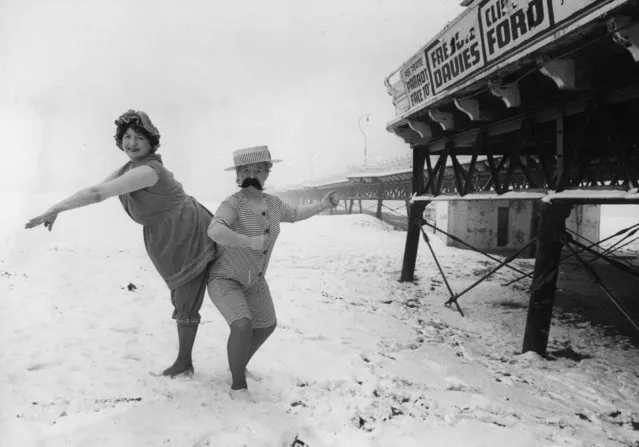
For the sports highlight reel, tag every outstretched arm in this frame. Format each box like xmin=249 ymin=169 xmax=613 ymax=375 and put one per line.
xmin=289 ymin=191 xmax=339 ymax=222
xmin=99 ymin=168 xmax=121 ymax=185
xmin=25 ymin=166 xmax=158 ymax=231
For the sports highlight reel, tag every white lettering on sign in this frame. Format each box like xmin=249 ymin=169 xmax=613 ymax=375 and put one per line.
xmin=551 ymin=0 xmax=601 ymax=24
xmin=426 ymin=10 xmax=484 ymax=94
xmin=480 ymin=0 xmax=551 ymax=62
xmin=400 ymin=53 xmax=433 ymax=109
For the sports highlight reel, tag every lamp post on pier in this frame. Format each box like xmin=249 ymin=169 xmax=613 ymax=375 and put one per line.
xmin=358 ymin=113 xmax=371 ymax=164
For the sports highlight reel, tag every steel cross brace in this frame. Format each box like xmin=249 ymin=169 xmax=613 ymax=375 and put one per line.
xmin=444 ymin=238 xmax=538 ymax=311
xmin=420 ymin=219 xmax=530 ymax=277
xmin=504 ymin=222 xmax=639 ymax=287
xmin=565 ymin=227 xmax=636 ymax=270
xmin=419 ymin=226 xmax=464 ymax=317
xmin=560 ymin=232 xmax=639 ymax=332
xmin=562 ymin=233 xmax=639 ymax=281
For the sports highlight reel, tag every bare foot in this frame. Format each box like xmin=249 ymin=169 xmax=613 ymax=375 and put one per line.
xmin=246 ymin=368 xmax=263 ymax=382
xmin=161 ymin=362 xmax=194 ymax=378
xmin=228 ymin=368 xmax=262 ymax=382
xmin=228 ymin=388 xmax=255 ymax=402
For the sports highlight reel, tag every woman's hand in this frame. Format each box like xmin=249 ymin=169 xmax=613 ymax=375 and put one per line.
xmin=25 ymin=208 xmax=59 ymax=231
xmin=321 ymin=191 xmax=339 ymax=208
xmin=248 ymin=235 xmax=266 ymax=251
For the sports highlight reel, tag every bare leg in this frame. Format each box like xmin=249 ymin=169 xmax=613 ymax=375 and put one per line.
xmin=162 ymin=324 xmax=198 ymax=377
xmin=246 ymin=324 xmax=276 ymax=367
xmin=228 ymin=318 xmax=253 ymax=390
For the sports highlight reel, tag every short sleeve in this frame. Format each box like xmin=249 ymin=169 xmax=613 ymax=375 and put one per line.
xmin=212 ymin=196 xmax=240 ymax=228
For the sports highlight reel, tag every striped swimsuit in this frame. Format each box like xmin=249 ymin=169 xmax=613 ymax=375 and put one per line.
xmin=207 ymin=192 xmax=298 ymax=327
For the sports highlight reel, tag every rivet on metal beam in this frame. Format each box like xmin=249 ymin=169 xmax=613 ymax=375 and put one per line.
xmin=539 ymin=58 xmax=575 ymax=89
xmin=408 ymin=120 xmax=432 ymax=139
xmin=428 ymin=109 xmax=455 ymax=131
xmin=488 ymin=79 xmax=520 ymax=108
xmin=608 ymin=16 xmax=639 ymax=62
xmin=454 ymin=97 xmax=480 ymax=121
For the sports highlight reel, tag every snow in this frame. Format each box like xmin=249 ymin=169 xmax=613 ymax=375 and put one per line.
xmin=414 ymin=191 xmax=548 ymax=202
xmin=1 ymin=192 xmax=638 ymax=446
xmin=413 ymin=189 xmax=639 ymax=203
xmin=543 ymin=190 xmax=639 ymax=203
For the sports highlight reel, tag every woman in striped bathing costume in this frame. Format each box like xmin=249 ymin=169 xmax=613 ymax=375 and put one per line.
xmin=207 ymin=145 xmax=339 ymax=401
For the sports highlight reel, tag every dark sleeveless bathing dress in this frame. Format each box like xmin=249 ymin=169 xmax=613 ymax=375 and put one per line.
xmin=117 ymin=154 xmax=216 ymax=289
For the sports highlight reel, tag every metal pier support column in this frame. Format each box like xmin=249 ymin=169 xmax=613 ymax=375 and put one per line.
xmin=400 ymin=149 xmax=427 ymax=282
xmin=522 ymin=201 xmax=572 ymax=355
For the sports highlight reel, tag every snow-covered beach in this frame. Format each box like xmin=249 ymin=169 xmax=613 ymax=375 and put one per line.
xmin=1 ymin=192 xmax=638 ymax=446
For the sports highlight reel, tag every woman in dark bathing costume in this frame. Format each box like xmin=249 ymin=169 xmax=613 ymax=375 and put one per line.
xmin=26 ymin=109 xmax=216 ymax=378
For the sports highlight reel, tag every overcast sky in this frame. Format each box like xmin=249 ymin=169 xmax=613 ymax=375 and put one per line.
xmin=0 ymin=0 xmax=463 ymax=201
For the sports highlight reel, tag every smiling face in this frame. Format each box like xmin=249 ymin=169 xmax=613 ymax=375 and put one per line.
xmin=237 ymin=162 xmax=270 ymax=190
xmin=121 ymin=126 xmax=153 ymax=161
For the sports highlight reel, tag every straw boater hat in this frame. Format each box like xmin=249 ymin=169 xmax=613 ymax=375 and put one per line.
xmin=224 ymin=145 xmax=282 ymax=171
